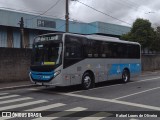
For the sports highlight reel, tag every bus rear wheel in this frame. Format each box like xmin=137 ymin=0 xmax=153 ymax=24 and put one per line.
xmin=81 ymin=73 xmax=94 ymax=90
xmin=122 ymin=69 xmax=130 ymax=83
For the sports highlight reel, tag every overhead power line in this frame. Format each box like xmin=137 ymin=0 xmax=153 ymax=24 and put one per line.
xmin=0 ymin=7 xmax=43 ymax=15
xmin=27 ymin=0 xmax=62 ymax=20
xmin=0 ymin=0 xmax=64 ymax=20
xmin=112 ymin=0 xmax=149 ymax=14
xmin=76 ymin=0 xmax=132 ymax=26
xmin=0 ymin=7 xmax=65 ymax=20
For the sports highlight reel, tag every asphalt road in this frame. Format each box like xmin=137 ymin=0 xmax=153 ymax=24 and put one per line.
xmin=0 ymin=71 xmax=160 ymax=120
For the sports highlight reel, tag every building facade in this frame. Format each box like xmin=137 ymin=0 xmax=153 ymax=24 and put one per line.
xmin=0 ymin=9 xmax=131 ymax=48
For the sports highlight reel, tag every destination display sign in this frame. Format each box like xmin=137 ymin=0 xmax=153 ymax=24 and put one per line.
xmin=35 ymin=34 xmax=62 ymax=43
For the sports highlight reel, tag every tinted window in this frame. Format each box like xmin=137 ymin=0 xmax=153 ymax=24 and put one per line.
xmin=84 ymin=40 xmax=102 ymax=58
xmin=84 ymin=40 xmax=93 ymax=58
xmin=84 ymin=39 xmax=140 ymax=59
xmin=64 ymin=35 xmax=84 ymax=68
xmin=128 ymin=45 xmax=140 ymax=59
xmin=101 ymin=42 xmax=111 ymax=58
xmin=92 ymin=41 xmax=101 ymax=58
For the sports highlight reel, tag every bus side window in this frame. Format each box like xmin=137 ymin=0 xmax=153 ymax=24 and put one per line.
xmin=101 ymin=42 xmax=111 ymax=58
xmin=65 ymin=36 xmax=82 ymax=59
xmin=64 ymin=35 xmax=83 ymax=68
xmin=121 ymin=44 xmax=128 ymax=58
xmin=110 ymin=44 xmax=118 ymax=58
xmin=82 ymin=39 xmax=91 ymax=58
xmin=65 ymin=43 xmax=82 ymax=58
xmin=85 ymin=40 xmax=101 ymax=58
xmin=92 ymin=41 xmax=99 ymax=58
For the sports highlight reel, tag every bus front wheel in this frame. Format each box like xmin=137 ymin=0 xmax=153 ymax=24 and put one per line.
xmin=122 ymin=69 xmax=130 ymax=83
xmin=82 ymin=73 xmax=94 ymax=90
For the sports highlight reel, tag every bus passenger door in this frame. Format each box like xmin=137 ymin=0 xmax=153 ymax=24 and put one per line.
xmin=64 ymin=35 xmax=84 ymax=85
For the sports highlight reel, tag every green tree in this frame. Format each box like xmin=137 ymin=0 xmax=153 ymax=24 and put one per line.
xmin=121 ymin=18 xmax=156 ymax=52
xmin=153 ymin=26 xmax=160 ymax=52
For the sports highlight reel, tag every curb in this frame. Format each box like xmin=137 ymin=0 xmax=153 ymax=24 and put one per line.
xmin=0 ymin=84 xmax=39 ymax=91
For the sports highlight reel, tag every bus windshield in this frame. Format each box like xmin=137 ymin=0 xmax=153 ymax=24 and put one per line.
xmin=32 ymin=42 xmax=62 ymax=66
xmin=32 ymin=34 xmax=63 ymax=66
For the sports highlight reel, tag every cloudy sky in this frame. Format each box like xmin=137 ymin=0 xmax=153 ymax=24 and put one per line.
xmin=0 ymin=0 xmax=160 ymax=27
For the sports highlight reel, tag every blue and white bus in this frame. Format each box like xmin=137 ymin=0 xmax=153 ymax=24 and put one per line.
xmin=29 ymin=33 xmax=141 ymax=89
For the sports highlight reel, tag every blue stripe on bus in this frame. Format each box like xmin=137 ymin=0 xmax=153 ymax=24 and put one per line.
xmin=30 ymin=71 xmax=54 ymax=81
xmin=31 ymin=71 xmax=54 ymax=75
xmin=109 ymin=63 xmax=141 ymax=75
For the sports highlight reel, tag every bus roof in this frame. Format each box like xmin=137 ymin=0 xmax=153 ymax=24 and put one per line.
xmin=86 ymin=34 xmax=140 ymax=45
xmin=64 ymin=33 xmax=140 ymax=46
xmin=35 ymin=32 xmax=140 ymax=46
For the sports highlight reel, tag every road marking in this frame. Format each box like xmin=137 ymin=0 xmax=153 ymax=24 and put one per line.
xmin=0 ymin=116 xmax=46 ymax=120
xmin=0 ymin=84 xmax=34 ymax=90
xmin=0 ymin=97 xmax=33 ymax=105
xmin=0 ymin=118 xmax=8 ymax=120
xmin=32 ymin=107 xmax=87 ymax=120
xmin=25 ymin=103 xmax=66 ymax=111
xmin=0 ymin=93 xmax=9 ymax=96
xmin=29 ymin=88 xmax=40 ymax=91
xmin=0 ymin=100 xmax=47 ymax=111
xmin=0 ymin=95 xmax=20 ymax=100
xmin=79 ymin=117 xmax=105 ymax=120
xmin=137 ymin=77 xmax=160 ymax=83
xmin=51 ymin=107 xmax=87 ymax=119
xmin=70 ymin=76 xmax=160 ymax=94
xmin=78 ymin=112 xmax=111 ymax=120
xmin=58 ymin=93 xmax=160 ymax=111
xmin=114 ymin=86 xmax=160 ymax=100
xmin=32 ymin=117 xmax=54 ymax=120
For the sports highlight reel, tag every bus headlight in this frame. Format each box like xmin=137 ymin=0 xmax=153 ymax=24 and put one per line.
xmin=54 ymin=70 xmax=61 ymax=77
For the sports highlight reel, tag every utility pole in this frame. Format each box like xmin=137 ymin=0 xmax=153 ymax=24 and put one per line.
xmin=19 ymin=17 xmax=24 ymax=48
xmin=65 ymin=0 xmax=69 ymax=32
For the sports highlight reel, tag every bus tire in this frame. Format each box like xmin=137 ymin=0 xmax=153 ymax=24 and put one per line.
xmin=122 ymin=69 xmax=130 ymax=83
xmin=81 ymin=72 xmax=94 ymax=90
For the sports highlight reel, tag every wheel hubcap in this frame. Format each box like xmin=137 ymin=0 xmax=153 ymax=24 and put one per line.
xmin=84 ymin=76 xmax=91 ymax=88
xmin=123 ymin=73 xmax=128 ymax=82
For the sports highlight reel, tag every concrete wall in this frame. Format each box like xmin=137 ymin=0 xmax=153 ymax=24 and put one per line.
xmin=0 ymin=48 xmax=160 ymax=82
xmin=141 ymin=54 xmax=160 ymax=71
xmin=0 ymin=48 xmax=31 ymax=82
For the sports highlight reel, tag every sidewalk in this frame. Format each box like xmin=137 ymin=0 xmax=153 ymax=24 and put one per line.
xmin=0 ymin=81 xmax=36 ymax=91
xmin=141 ymin=70 xmax=160 ymax=76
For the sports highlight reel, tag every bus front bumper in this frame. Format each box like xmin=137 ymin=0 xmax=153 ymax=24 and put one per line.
xmin=29 ymin=70 xmax=61 ymax=85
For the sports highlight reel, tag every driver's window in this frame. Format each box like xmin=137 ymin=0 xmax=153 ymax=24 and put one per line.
xmin=65 ymin=35 xmax=82 ymax=59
